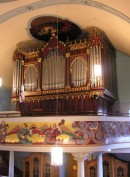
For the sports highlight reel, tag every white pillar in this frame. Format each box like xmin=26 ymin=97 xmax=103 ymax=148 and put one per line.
xmin=9 ymin=151 xmax=14 ymax=177
xmin=60 ymin=165 xmax=65 ymax=177
xmin=97 ymin=153 xmax=103 ymax=177
xmin=77 ymin=160 xmax=85 ymax=177
xmin=72 ymin=152 xmax=89 ymax=177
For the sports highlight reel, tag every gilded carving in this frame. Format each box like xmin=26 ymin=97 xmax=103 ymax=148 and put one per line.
xmin=24 ymin=51 xmax=39 ymax=58
xmin=11 ymin=89 xmax=104 ymax=103
xmin=65 ymin=53 xmax=70 ymax=58
xmin=22 ymin=60 xmax=24 ymax=65
xmin=37 ymin=58 xmax=42 ymax=62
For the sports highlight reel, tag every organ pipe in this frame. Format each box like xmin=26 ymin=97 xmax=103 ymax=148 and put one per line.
xmin=88 ymin=27 xmax=103 ymax=88
xmin=71 ymin=57 xmax=87 ymax=87
xmin=12 ymin=61 xmax=17 ymax=95
xmin=42 ymin=51 xmax=65 ymax=90
xmin=13 ymin=60 xmax=22 ymax=95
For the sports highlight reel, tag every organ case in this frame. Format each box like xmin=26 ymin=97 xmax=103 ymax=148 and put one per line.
xmin=11 ymin=27 xmax=117 ymax=116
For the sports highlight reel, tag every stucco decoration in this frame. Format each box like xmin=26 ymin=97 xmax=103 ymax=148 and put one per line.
xmin=29 ymin=16 xmax=81 ymax=42
xmin=0 ymin=120 xmax=130 ymax=146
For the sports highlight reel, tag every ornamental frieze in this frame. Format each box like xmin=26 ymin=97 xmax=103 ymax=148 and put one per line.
xmin=0 ymin=120 xmax=130 ymax=146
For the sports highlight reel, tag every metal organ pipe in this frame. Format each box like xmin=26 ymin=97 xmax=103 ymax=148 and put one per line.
xmin=99 ymin=46 xmax=102 ymax=87
xmin=12 ymin=59 xmax=22 ymax=95
xmin=81 ymin=59 xmax=83 ymax=86
xmin=83 ymin=61 xmax=86 ymax=86
xmin=42 ymin=59 xmax=46 ymax=90
xmin=16 ymin=61 xmax=18 ymax=94
xmin=16 ymin=60 xmax=22 ymax=95
xmin=52 ymin=54 xmax=54 ymax=89
xmin=42 ymin=52 xmax=65 ymax=90
xmin=96 ymin=45 xmax=99 ymax=87
xmin=19 ymin=60 xmax=22 ymax=92
xmin=49 ymin=57 xmax=51 ymax=89
xmin=93 ymin=45 xmax=96 ymax=86
xmin=13 ymin=61 xmax=17 ymax=95
xmin=88 ymin=27 xmax=103 ymax=88
xmin=60 ymin=57 xmax=65 ymax=87
xmin=71 ymin=57 xmax=87 ymax=87
xmin=12 ymin=61 xmax=16 ymax=95
xmin=55 ymin=53 xmax=58 ymax=89
xmin=89 ymin=47 xmax=93 ymax=88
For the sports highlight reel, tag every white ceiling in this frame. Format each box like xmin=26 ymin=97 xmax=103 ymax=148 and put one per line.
xmin=0 ymin=0 xmax=130 ymax=87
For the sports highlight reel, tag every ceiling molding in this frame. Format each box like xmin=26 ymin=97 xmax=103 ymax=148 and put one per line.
xmin=0 ymin=0 xmax=17 ymax=2
xmin=80 ymin=0 xmax=130 ymax=23
xmin=0 ymin=0 xmax=129 ymax=24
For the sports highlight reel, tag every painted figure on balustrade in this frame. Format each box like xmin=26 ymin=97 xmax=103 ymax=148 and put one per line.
xmin=0 ymin=120 xmax=118 ymax=145
xmin=0 ymin=121 xmax=8 ymax=143
xmin=40 ymin=119 xmax=65 ymax=144
xmin=38 ymin=119 xmax=84 ymax=145
xmin=18 ymin=123 xmax=35 ymax=144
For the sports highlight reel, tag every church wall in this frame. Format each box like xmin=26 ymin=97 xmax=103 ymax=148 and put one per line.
xmin=0 ymin=86 xmax=12 ymax=111
xmin=112 ymin=51 xmax=130 ymax=115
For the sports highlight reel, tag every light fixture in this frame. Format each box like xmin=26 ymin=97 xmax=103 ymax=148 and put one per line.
xmin=0 ymin=78 xmax=2 ymax=87
xmin=50 ymin=3 xmax=63 ymax=166
xmin=51 ymin=146 xmax=63 ymax=166
xmin=94 ymin=64 xmax=101 ymax=77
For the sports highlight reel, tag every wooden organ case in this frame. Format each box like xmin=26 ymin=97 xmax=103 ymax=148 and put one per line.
xmin=23 ymin=152 xmax=59 ymax=177
xmin=85 ymin=155 xmax=128 ymax=177
xmin=11 ymin=26 xmax=117 ymax=116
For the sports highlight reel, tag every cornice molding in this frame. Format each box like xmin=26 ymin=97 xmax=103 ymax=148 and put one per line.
xmin=0 ymin=0 xmax=129 ymax=24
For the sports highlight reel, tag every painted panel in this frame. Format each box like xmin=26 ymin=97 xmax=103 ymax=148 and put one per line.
xmin=0 ymin=120 xmax=130 ymax=146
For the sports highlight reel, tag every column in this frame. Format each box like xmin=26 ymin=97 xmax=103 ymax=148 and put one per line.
xmin=97 ymin=153 xmax=103 ymax=177
xmin=60 ymin=165 xmax=65 ymax=177
xmin=9 ymin=151 xmax=14 ymax=177
xmin=72 ymin=152 xmax=89 ymax=177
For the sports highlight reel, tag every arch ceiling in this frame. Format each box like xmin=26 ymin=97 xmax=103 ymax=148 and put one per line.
xmin=0 ymin=0 xmax=130 ymax=55
xmin=0 ymin=0 xmax=130 ymax=87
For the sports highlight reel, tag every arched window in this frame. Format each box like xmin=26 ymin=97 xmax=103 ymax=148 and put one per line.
xmin=25 ymin=161 xmax=30 ymax=177
xmin=71 ymin=57 xmax=87 ymax=87
xmin=90 ymin=166 xmax=96 ymax=177
xmin=117 ymin=167 xmax=124 ymax=177
xmin=24 ymin=65 xmax=38 ymax=91
xmin=33 ymin=157 xmax=39 ymax=177
xmin=44 ymin=163 xmax=50 ymax=177
xmin=103 ymin=161 xmax=110 ymax=177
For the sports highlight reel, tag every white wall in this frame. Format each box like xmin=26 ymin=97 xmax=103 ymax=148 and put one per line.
xmin=113 ymin=51 xmax=130 ymax=115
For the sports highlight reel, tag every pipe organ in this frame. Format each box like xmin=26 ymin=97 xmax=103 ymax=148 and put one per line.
xmin=11 ymin=26 xmax=117 ymax=116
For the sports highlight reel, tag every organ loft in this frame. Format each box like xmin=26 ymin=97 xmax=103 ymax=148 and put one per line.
xmin=11 ymin=16 xmax=117 ymax=116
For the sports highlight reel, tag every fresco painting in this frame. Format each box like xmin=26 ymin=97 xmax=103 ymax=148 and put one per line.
xmin=0 ymin=120 xmax=130 ymax=146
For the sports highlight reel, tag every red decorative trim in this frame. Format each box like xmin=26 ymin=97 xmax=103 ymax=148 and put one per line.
xmin=42 ymin=36 xmax=66 ymax=58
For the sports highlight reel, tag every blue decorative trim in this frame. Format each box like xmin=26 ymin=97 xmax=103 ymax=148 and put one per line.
xmin=0 ymin=0 xmax=129 ymax=24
